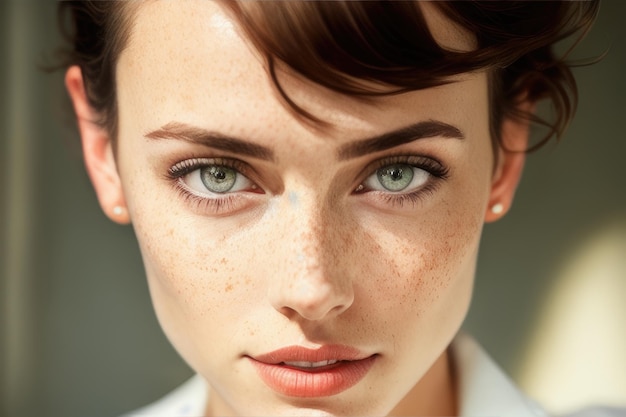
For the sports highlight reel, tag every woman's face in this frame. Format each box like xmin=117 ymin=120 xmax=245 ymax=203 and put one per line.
xmin=76 ymin=1 xmax=525 ymax=416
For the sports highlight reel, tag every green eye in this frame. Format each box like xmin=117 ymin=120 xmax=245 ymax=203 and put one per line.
xmin=201 ymin=165 xmax=238 ymax=193
xmin=376 ymin=164 xmax=415 ymax=191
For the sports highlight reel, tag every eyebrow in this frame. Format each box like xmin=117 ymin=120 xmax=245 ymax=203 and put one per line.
xmin=145 ymin=121 xmax=275 ymax=161
xmin=145 ymin=119 xmax=463 ymax=162
xmin=337 ymin=120 xmax=464 ymax=160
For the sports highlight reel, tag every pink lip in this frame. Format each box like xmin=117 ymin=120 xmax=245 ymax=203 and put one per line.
xmin=248 ymin=345 xmax=377 ymax=397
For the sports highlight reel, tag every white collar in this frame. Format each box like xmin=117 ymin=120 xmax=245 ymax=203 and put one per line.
xmin=122 ymin=374 xmax=207 ymax=417
xmin=124 ymin=333 xmax=545 ymax=416
xmin=452 ymin=333 xmax=547 ymax=417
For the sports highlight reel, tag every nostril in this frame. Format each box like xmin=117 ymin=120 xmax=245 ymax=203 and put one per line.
xmin=271 ymin=279 xmax=354 ymax=322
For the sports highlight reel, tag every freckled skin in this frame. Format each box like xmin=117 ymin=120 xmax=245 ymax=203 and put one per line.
xmin=106 ymin=1 xmax=504 ymax=416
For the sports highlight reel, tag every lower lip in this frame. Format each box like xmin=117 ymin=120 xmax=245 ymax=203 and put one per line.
xmin=249 ymin=355 xmax=377 ymax=397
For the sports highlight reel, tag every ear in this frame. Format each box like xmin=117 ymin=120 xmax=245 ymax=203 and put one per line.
xmin=65 ymin=66 xmax=130 ymax=224
xmin=484 ymin=105 xmax=532 ymax=223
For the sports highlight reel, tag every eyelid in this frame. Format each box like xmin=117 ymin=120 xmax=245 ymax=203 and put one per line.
xmin=359 ymin=154 xmax=450 ymax=183
xmin=167 ymin=157 xmax=252 ymax=180
xmin=353 ymin=155 xmax=450 ymax=209
xmin=165 ymin=157 xmax=263 ymax=216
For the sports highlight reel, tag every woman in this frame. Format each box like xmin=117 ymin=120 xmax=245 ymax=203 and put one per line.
xmin=59 ymin=1 xmax=599 ymax=416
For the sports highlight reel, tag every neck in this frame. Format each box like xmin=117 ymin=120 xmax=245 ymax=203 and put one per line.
xmin=389 ymin=348 xmax=458 ymax=416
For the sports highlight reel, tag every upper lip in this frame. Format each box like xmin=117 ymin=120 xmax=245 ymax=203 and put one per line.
xmin=251 ymin=344 xmax=371 ymax=365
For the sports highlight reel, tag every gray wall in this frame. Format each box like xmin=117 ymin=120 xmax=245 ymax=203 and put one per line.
xmin=1 ymin=2 xmax=624 ymax=416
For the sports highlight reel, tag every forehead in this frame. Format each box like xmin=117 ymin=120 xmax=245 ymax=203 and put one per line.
xmin=419 ymin=2 xmax=477 ymax=52
xmin=116 ymin=1 xmax=482 ymax=139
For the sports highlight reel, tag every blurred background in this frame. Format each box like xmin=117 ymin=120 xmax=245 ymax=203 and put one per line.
xmin=1 ymin=1 xmax=624 ymax=417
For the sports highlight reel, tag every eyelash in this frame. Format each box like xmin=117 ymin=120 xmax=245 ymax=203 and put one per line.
xmin=166 ymin=157 xmax=257 ymax=214
xmin=356 ymin=155 xmax=450 ymax=207
xmin=165 ymin=154 xmax=450 ymax=213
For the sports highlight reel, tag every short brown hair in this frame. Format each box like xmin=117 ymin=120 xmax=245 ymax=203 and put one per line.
xmin=58 ymin=1 xmax=599 ymax=152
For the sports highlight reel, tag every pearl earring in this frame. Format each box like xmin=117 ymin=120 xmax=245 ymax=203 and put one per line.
xmin=112 ymin=206 xmax=125 ymax=216
xmin=491 ymin=203 xmax=504 ymax=215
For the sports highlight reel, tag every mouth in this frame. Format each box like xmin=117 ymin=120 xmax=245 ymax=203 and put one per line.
xmin=280 ymin=359 xmax=340 ymax=369
xmin=247 ymin=345 xmax=377 ymax=398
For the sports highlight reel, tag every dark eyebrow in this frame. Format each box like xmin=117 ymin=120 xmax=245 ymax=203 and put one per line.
xmin=145 ymin=121 xmax=275 ymax=161
xmin=337 ymin=120 xmax=464 ymax=160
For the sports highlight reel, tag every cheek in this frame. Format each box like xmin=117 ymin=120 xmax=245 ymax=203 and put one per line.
xmin=125 ymin=184 xmax=262 ymax=357
xmin=350 ymin=199 xmax=483 ymax=384
xmin=359 ymin=198 xmax=484 ymax=313
xmin=137 ymin=223 xmax=281 ymax=376
xmin=120 ymin=160 xmax=250 ymax=303
xmin=135 ymin=218 xmax=256 ymax=307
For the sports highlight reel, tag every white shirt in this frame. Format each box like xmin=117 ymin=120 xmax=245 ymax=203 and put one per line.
xmin=122 ymin=333 xmax=549 ymax=417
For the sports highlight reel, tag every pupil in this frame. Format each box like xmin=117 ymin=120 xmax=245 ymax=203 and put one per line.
xmin=377 ymin=164 xmax=414 ymax=192
xmin=389 ymin=168 xmax=403 ymax=180
xmin=211 ymin=167 xmax=227 ymax=181
xmin=201 ymin=165 xmax=237 ymax=193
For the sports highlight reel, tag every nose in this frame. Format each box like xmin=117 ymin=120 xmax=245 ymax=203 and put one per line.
xmin=267 ymin=197 xmax=354 ymax=322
